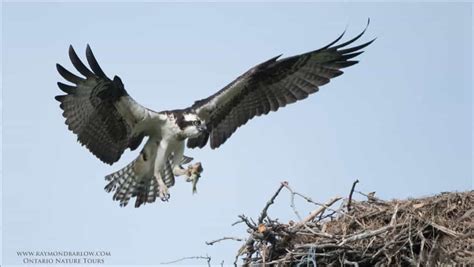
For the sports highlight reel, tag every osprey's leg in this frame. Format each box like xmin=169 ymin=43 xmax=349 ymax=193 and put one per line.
xmin=154 ymin=140 xmax=171 ymax=201
xmin=171 ymin=141 xmax=187 ymax=176
xmin=156 ymin=175 xmax=169 ymax=201
xmin=170 ymin=141 xmax=203 ymax=193
xmin=170 ymin=141 xmax=203 ymax=178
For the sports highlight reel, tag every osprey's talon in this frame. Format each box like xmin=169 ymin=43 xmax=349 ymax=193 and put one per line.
xmin=158 ymin=185 xmax=170 ymax=201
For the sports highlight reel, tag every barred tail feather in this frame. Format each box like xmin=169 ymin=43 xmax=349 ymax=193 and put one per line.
xmin=104 ymin=159 xmax=141 ymax=207
xmin=104 ymin=153 xmax=195 ymax=208
xmin=113 ymin=175 xmax=137 ymax=207
xmin=104 ymin=156 xmax=162 ymax=208
xmin=133 ymin=176 xmax=159 ymax=208
xmin=104 ymin=159 xmax=135 ymax=192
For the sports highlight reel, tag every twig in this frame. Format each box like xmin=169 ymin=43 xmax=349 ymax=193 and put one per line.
xmin=347 ymin=179 xmax=359 ymax=212
xmin=281 ymin=182 xmax=303 ymax=220
xmin=401 ymin=255 xmax=417 ymax=266
xmin=161 ymin=255 xmax=211 ymax=266
xmin=302 ymin=223 xmax=336 ymax=239
xmin=258 ymin=181 xmax=287 ymax=224
xmin=339 ymin=223 xmax=404 ymax=246
xmin=362 ymin=236 xmax=377 ymax=257
xmin=237 ymin=214 xmax=257 ymax=230
xmin=206 ymin=236 xmax=243 ymax=246
xmin=408 ymin=217 xmax=415 ymax=261
xmin=296 ymin=243 xmax=350 ymax=250
xmin=426 ymin=221 xmax=460 ymax=238
xmin=283 ymin=182 xmax=349 ymax=222
xmin=426 ymin=235 xmax=439 ymax=266
xmin=344 ymin=259 xmax=360 ymax=266
xmin=417 ymin=231 xmax=426 ymax=266
xmin=355 ymin=190 xmax=385 ymax=203
xmin=231 ymin=219 xmax=243 ymax=226
xmin=293 ymin=197 xmax=342 ymax=228
xmin=390 ymin=204 xmax=399 ymax=226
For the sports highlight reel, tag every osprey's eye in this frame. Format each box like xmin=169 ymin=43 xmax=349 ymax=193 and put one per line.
xmin=193 ymin=121 xmax=201 ymax=126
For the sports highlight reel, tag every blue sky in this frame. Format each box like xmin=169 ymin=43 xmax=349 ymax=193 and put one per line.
xmin=2 ymin=2 xmax=472 ymax=266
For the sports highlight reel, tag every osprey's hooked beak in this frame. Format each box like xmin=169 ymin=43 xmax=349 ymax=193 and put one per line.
xmin=197 ymin=124 xmax=207 ymax=132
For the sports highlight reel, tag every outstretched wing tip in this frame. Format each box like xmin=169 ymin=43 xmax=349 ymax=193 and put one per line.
xmin=57 ymin=63 xmax=84 ymax=84
xmin=69 ymin=44 xmax=95 ymax=77
xmin=57 ymin=82 xmax=76 ymax=94
xmin=68 ymin=45 xmax=76 ymax=57
xmin=318 ymin=26 xmax=348 ymax=52
xmin=261 ymin=53 xmax=283 ymax=65
xmin=54 ymin=94 xmax=64 ymax=102
xmin=368 ymin=37 xmax=377 ymax=45
xmin=325 ymin=19 xmax=373 ymax=52
xmin=85 ymin=44 xmax=94 ymax=57
xmin=85 ymin=44 xmax=108 ymax=78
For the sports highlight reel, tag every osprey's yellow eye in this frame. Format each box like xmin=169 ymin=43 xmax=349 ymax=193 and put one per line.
xmin=193 ymin=121 xmax=201 ymax=126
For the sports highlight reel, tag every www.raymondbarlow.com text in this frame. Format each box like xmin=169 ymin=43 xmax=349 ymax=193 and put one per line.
xmin=17 ymin=251 xmax=111 ymax=264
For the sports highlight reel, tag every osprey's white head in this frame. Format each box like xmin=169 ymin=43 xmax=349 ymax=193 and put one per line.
xmin=177 ymin=112 xmax=207 ymax=138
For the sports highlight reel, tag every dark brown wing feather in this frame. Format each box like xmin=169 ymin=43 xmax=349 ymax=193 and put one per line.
xmin=188 ymin=23 xmax=374 ymax=149
xmin=55 ymin=45 xmax=144 ymax=164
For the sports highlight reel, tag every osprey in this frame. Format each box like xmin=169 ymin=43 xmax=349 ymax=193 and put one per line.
xmin=56 ymin=24 xmax=373 ymax=208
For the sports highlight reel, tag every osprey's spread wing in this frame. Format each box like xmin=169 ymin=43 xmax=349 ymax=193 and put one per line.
xmin=55 ymin=45 xmax=154 ymax=164
xmin=189 ymin=24 xmax=374 ymax=149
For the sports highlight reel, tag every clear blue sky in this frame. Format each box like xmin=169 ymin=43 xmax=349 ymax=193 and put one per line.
xmin=2 ymin=2 xmax=472 ymax=266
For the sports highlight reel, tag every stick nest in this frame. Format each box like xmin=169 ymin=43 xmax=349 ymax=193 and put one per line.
xmin=235 ymin=182 xmax=473 ymax=266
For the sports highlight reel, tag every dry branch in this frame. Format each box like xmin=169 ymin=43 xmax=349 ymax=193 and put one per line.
xmin=206 ymin=236 xmax=244 ymax=246
xmin=347 ymin=179 xmax=359 ymax=212
xmin=161 ymin=255 xmax=212 ymax=266
xmin=293 ymin=197 xmax=342 ymax=229
xmin=258 ymin=181 xmax=286 ymax=224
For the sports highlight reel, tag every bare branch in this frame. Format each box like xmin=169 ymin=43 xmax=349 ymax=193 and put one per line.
xmin=258 ymin=181 xmax=286 ymax=224
xmin=425 ymin=221 xmax=460 ymax=238
xmin=237 ymin=214 xmax=257 ymax=230
xmin=292 ymin=197 xmax=342 ymax=229
xmin=355 ymin=190 xmax=384 ymax=203
xmin=347 ymin=179 xmax=359 ymax=212
xmin=338 ymin=223 xmax=404 ymax=246
xmin=344 ymin=259 xmax=360 ymax=266
xmin=206 ymin=236 xmax=244 ymax=246
xmin=282 ymin=182 xmax=345 ymax=223
xmin=161 ymin=255 xmax=211 ymax=266
xmin=281 ymin=182 xmax=303 ymax=220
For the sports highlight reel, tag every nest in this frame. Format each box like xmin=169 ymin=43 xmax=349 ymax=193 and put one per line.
xmin=234 ymin=181 xmax=473 ymax=266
